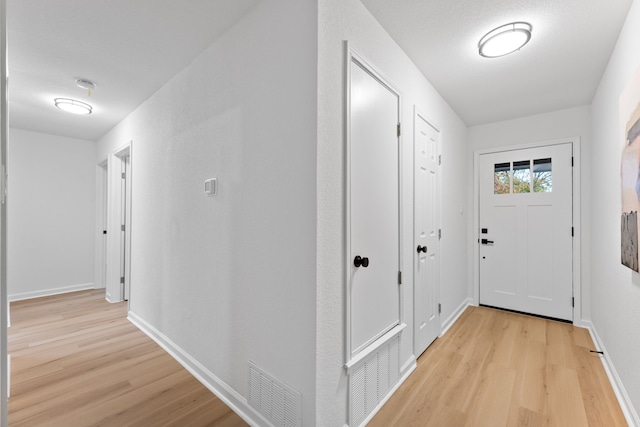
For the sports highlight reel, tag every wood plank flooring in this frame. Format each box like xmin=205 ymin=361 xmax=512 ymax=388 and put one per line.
xmin=8 ymin=289 xmax=248 ymax=427
xmin=369 ymin=306 xmax=627 ymax=427
xmin=8 ymin=292 xmax=627 ymax=426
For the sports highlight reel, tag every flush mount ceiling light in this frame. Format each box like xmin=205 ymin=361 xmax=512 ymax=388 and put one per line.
xmin=75 ymin=78 xmax=96 ymax=91
xmin=75 ymin=78 xmax=96 ymax=96
xmin=478 ymin=22 xmax=532 ymax=58
xmin=54 ymin=98 xmax=93 ymax=115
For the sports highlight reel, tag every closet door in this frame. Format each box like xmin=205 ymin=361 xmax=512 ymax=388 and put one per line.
xmin=348 ymin=53 xmax=401 ymax=356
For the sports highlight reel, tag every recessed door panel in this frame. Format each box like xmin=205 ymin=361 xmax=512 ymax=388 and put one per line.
xmin=349 ymin=57 xmax=400 ymax=355
xmin=414 ymin=112 xmax=440 ymax=357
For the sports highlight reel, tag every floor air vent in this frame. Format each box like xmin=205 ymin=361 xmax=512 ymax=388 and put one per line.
xmin=248 ymin=361 xmax=302 ymax=427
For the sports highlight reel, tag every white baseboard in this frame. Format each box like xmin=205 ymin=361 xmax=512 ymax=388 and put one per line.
xmin=127 ymin=311 xmax=268 ymax=427
xmin=441 ymin=297 xmax=472 ymax=337
xmin=357 ymin=358 xmax=417 ymax=427
xmin=9 ymin=283 xmax=96 ymax=302
xmin=401 ymin=355 xmax=417 ymax=374
xmin=583 ymin=320 xmax=640 ymax=427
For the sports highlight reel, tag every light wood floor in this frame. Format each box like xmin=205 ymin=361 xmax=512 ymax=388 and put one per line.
xmin=369 ymin=305 xmax=627 ymax=426
xmin=8 ymin=289 xmax=248 ymax=427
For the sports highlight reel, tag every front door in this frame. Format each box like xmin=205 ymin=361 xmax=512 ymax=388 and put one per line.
xmin=479 ymin=143 xmax=573 ymax=321
xmin=349 ymin=54 xmax=401 ymax=356
xmin=414 ymin=111 xmax=440 ymax=357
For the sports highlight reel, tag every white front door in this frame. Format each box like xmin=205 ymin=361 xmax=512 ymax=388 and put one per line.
xmin=414 ymin=111 xmax=440 ymax=357
xmin=349 ymin=55 xmax=401 ymax=356
xmin=479 ymin=143 xmax=573 ymax=321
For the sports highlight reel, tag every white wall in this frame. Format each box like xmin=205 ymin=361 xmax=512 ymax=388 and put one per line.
xmin=317 ymin=0 xmax=469 ymax=424
xmin=590 ymin=0 xmax=640 ymax=421
xmin=96 ymin=1 xmax=317 ymax=425
xmin=467 ymin=105 xmax=592 ymax=320
xmin=8 ymin=128 xmax=96 ymax=300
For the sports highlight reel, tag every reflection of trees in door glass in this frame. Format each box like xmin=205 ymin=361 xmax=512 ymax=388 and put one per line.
xmin=533 ymin=158 xmax=552 ymax=192
xmin=513 ymin=160 xmax=531 ymax=193
xmin=494 ymin=162 xmax=510 ymax=194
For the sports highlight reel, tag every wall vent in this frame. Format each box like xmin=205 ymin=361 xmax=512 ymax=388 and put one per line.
xmin=248 ymin=361 xmax=302 ymax=427
xmin=349 ymin=335 xmax=400 ymax=426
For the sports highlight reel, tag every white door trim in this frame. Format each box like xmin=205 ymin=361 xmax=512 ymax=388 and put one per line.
xmin=344 ymin=43 xmax=404 ymax=366
xmin=103 ymin=142 xmax=133 ymax=305
xmin=473 ymin=137 xmax=582 ymax=324
xmin=0 ymin=0 xmax=7 ymax=421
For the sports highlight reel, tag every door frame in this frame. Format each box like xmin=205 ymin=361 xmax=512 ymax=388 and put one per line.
xmin=94 ymin=160 xmax=108 ymax=290
xmin=344 ymin=43 xmax=405 ymax=366
xmin=101 ymin=142 xmax=133 ymax=304
xmin=413 ymin=106 xmax=441 ymax=356
xmin=0 ymin=0 xmax=7 ymax=421
xmin=473 ymin=137 xmax=582 ymax=324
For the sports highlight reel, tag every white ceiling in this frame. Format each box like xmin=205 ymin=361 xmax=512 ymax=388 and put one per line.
xmin=361 ymin=0 xmax=634 ymax=126
xmin=7 ymin=1 xmax=635 ymax=141
xmin=8 ymin=0 xmax=259 ymax=141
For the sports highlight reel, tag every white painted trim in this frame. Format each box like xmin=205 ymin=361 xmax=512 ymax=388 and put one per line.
xmin=440 ymin=297 xmax=472 ymax=337
xmin=472 ymin=137 xmax=582 ymax=323
xmin=0 ymin=0 xmax=7 ymax=422
xmin=104 ymin=141 xmax=133 ymax=304
xmin=9 ymin=283 xmax=96 ymax=302
xmin=583 ymin=320 xmax=640 ymax=426
xmin=344 ymin=43 xmax=404 ymax=364
xmin=400 ymin=354 xmax=417 ymax=374
xmin=344 ymin=323 xmax=406 ymax=371
xmin=356 ymin=359 xmax=417 ymax=427
xmin=127 ymin=311 xmax=267 ymax=427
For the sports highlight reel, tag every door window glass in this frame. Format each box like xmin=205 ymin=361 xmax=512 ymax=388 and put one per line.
xmin=494 ymin=162 xmax=510 ymax=194
xmin=533 ymin=158 xmax=552 ymax=192
xmin=513 ymin=160 xmax=531 ymax=193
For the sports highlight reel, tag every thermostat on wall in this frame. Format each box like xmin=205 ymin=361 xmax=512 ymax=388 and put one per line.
xmin=204 ymin=178 xmax=217 ymax=195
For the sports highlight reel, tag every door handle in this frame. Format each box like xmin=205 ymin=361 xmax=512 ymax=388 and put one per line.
xmin=417 ymin=245 xmax=427 ymax=253
xmin=354 ymin=256 xmax=369 ymax=268
xmin=481 ymin=239 xmax=494 ymax=245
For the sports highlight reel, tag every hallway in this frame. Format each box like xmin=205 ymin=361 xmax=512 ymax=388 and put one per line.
xmin=369 ymin=306 xmax=626 ymax=426
xmin=8 ymin=290 xmax=247 ymax=426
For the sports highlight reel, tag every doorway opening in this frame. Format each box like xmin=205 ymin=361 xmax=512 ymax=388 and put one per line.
xmin=473 ymin=138 xmax=582 ymax=324
xmin=102 ymin=143 xmax=132 ymax=303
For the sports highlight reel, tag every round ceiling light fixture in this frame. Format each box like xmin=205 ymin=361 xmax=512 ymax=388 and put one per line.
xmin=478 ymin=22 xmax=532 ymax=58
xmin=75 ymin=78 xmax=96 ymax=90
xmin=54 ymin=98 xmax=93 ymax=115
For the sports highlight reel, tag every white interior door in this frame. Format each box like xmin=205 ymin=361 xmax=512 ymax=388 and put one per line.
xmin=119 ymin=157 xmax=126 ymax=300
xmin=414 ymin=111 xmax=440 ymax=357
xmin=349 ymin=55 xmax=401 ymax=356
xmin=122 ymin=155 xmax=131 ymax=301
xmin=479 ymin=143 xmax=573 ymax=321
xmin=105 ymin=145 xmax=131 ymax=303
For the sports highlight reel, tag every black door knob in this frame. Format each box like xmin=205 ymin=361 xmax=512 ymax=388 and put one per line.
xmin=417 ymin=245 xmax=427 ymax=253
xmin=354 ymin=256 xmax=370 ymax=268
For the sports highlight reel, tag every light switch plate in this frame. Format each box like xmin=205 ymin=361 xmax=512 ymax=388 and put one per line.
xmin=204 ymin=178 xmax=217 ymax=195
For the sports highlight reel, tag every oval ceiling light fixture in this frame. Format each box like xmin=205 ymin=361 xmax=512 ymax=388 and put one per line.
xmin=54 ymin=98 xmax=93 ymax=115
xmin=479 ymin=22 xmax=532 ymax=58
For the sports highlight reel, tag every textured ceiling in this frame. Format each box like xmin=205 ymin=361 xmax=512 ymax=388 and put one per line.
xmin=361 ymin=0 xmax=634 ymax=126
xmin=8 ymin=0 xmax=259 ymax=141
xmin=8 ymin=1 xmax=635 ymax=140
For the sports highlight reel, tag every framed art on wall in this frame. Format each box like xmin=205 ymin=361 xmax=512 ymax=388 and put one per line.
xmin=620 ymin=66 xmax=640 ymax=272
